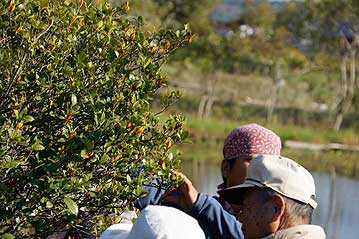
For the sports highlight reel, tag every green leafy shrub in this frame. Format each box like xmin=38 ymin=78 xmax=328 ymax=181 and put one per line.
xmin=0 ymin=0 xmax=191 ymax=237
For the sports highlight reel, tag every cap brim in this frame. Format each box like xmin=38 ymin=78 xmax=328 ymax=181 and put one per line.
xmin=100 ymin=223 xmax=132 ymax=239
xmin=217 ymin=180 xmax=264 ymax=204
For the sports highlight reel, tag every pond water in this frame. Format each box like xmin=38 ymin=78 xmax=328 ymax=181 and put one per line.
xmin=180 ymin=159 xmax=359 ymax=239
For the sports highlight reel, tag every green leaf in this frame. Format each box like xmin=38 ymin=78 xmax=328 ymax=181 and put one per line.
xmin=126 ymin=174 xmax=131 ymax=183
xmin=46 ymin=201 xmax=54 ymax=208
xmin=97 ymin=20 xmax=104 ymax=29
xmin=40 ymin=0 xmax=49 ymax=8
xmin=131 ymin=96 xmax=136 ymax=104
xmin=184 ymin=24 xmax=189 ymax=31
xmin=143 ymin=58 xmax=152 ymax=68
xmin=80 ymin=149 xmax=87 ymax=158
xmin=23 ymin=115 xmax=35 ymax=123
xmin=31 ymin=143 xmax=45 ymax=151
xmin=181 ymin=131 xmax=189 ymax=140
xmin=137 ymin=16 xmax=144 ymax=26
xmin=100 ymin=112 xmax=106 ymax=125
xmin=4 ymin=159 xmax=20 ymax=169
xmin=19 ymin=108 xmax=28 ymax=118
xmin=64 ymin=197 xmax=78 ymax=216
xmin=0 ymin=1 xmax=190 ymax=235
xmin=13 ymin=109 xmax=19 ymax=119
xmin=71 ymin=94 xmax=77 ymax=106
xmin=1 ymin=234 xmax=15 ymax=239
xmin=136 ymin=185 xmax=147 ymax=197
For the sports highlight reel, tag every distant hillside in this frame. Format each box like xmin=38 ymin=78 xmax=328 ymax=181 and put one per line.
xmin=210 ymin=0 xmax=301 ymax=24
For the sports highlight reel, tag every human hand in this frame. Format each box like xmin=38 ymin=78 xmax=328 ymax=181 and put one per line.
xmin=161 ymin=172 xmax=199 ymax=210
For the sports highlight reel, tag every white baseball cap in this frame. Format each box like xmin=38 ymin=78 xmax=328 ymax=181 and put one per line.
xmin=218 ymin=155 xmax=318 ymax=208
xmin=100 ymin=205 xmax=205 ymax=239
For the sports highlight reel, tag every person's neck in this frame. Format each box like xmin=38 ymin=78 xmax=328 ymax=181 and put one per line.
xmin=262 ymin=224 xmax=326 ymax=239
xmin=278 ymin=219 xmax=308 ymax=232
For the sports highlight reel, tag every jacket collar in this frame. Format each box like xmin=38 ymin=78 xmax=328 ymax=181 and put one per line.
xmin=262 ymin=225 xmax=326 ymax=239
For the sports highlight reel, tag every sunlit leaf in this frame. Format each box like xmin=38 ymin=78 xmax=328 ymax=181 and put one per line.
xmin=31 ymin=143 xmax=45 ymax=151
xmin=64 ymin=197 xmax=78 ymax=216
xmin=71 ymin=94 xmax=77 ymax=106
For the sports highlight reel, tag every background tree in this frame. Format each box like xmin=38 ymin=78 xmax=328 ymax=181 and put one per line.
xmin=0 ymin=0 xmax=191 ymax=237
xmin=141 ymin=0 xmax=220 ymax=119
xmin=278 ymin=0 xmax=359 ymax=130
xmin=226 ymin=1 xmax=308 ymax=123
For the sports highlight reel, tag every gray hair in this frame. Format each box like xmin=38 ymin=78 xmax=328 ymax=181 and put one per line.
xmin=258 ymin=188 xmax=314 ymax=227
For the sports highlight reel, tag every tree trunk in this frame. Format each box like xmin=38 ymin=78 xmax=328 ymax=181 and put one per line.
xmin=197 ymin=95 xmax=208 ymax=119
xmin=204 ymin=72 xmax=217 ymax=118
xmin=347 ymin=48 xmax=356 ymax=108
xmin=334 ymin=49 xmax=357 ymax=130
xmin=334 ymin=54 xmax=348 ymax=131
xmin=334 ymin=34 xmax=358 ymax=131
xmin=267 ymin=62 xmax=282 ymax=123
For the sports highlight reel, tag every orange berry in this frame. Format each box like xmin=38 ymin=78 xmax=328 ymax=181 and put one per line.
xmin=50 ymin=43 xmax=56 ymax=52
xmin=87 ymin=151 xmax=94 ymax=158
xmin=165 ymin=40 xmax=171 ymax=49
xmin=135 ymin=126 xmax=145 ymax=136
xmin=8 ymin=0 xmax=15 ymax=13
xmin=70 ymin=16 xmax=76 ymax=25
xmin=96 ymin=184 xmax=103 ymax=192
xmin=16 ymin=122 xmax=23 ymax=130
xmin=127 ymin=122 xmax=136 ymax=130
xmin=16 ymin=25 xmax=22 ymax=33
xmin=130 ymin=33 xmax=136 ymax=41
xmin=15 ymin=74 xmax=21 ymax=83
xmin=113 ymin=154 xmax=121 ymax=162
xmin=112 ymin=216 xmax=120 ymax=224
xmin=164 ymin=138 xmax=172 ymax=148
xmin=151 ymin=46 xmax=157 ymax=54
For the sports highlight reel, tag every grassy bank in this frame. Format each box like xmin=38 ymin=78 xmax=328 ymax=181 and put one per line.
xmin=176 ymin=115 xmax=359 ymax=179
xmin=184 ymin=115 xmax=359 ymax=145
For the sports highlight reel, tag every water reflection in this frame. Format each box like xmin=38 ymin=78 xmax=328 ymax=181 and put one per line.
xmin=180 ymin=159 xmax=359 ymax=239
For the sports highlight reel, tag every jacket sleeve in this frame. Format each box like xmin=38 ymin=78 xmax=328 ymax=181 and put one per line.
xmin=134 ymin=179 xmax=167 ymax=210
xmin=190 ymin=193 xmax=244 ymax=239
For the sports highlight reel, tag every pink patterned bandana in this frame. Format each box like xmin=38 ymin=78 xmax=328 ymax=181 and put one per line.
xmin=223 ymin=124 xmax=281 ymax=159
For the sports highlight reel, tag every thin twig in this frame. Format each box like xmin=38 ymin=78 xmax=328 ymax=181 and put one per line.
xmin=154 ymin=100 xmax=177 ymax=116
xmin=33 ymin=19 xmax=54 ymax=43
xmin=0 ymin=52 xmax=28 ymax=108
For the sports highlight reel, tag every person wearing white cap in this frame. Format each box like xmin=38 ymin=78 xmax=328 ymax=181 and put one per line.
xmin=136 ymin=124 xmax=282 ymax=239
xmin=100 ymin=205 xmax=205 ymax=239
xmin=218 ymin=155 xmax=326 ymax=239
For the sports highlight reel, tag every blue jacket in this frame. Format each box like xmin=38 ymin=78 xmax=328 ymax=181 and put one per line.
xmin=135 ymin=185 xmax=244 ymax=239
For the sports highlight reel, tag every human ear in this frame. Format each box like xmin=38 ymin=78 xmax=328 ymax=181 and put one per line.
xmin=272 ymin=195 xmax=285 ymax=221
xmin=221 ymin=160 xmax=230 ymax=178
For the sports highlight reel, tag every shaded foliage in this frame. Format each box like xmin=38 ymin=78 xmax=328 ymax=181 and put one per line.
xmin=0 ymin=0 xmax=191 ymax=237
